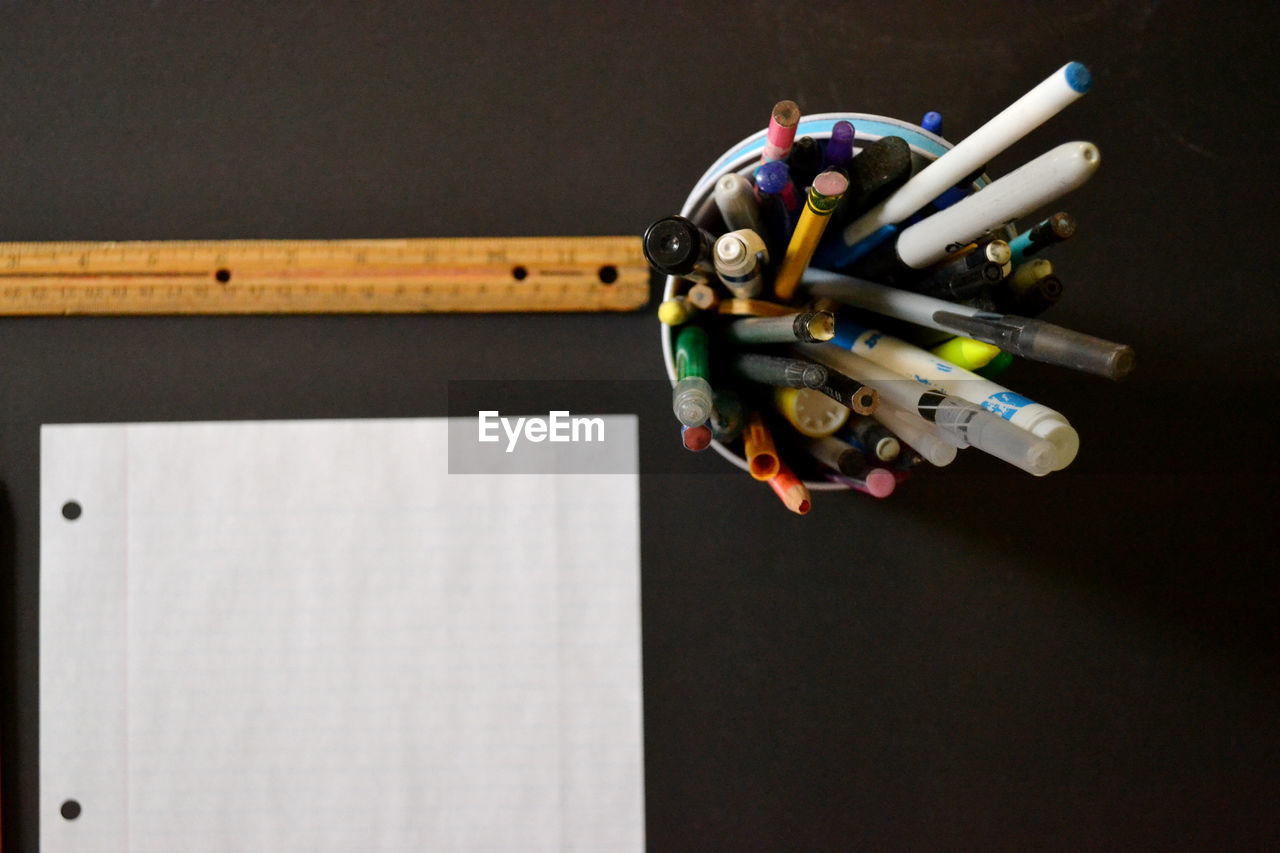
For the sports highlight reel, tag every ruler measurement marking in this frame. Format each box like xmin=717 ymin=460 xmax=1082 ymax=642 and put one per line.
xmin=0 ymin=271 xmax=209 ymax=278
xmin=0 ymin=236 xmax=648 ymax=315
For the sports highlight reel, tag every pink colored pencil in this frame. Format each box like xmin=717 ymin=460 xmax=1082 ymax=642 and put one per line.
xmin=761 ymin=99 xmax=801 ymax=163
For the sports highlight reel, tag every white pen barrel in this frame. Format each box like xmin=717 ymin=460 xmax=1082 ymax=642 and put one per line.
xmin=841 ymin=61 xmax=1092 ymax=247
xmin=799 ymin=344 xmax=931 ymax=412
xmin=837 ymin=325 xmax=1079 ymax=469
xmin=714 ymin=174 xmax=765 ymax=237
xmin=800 ymin=343 xmax=1056 ymax=475
xmin=872 ymin=401 xmax=958 ymax=467
xmin=895 ymin=142 xmax=1100 ymax=269
xmin=802 ymin=268 xmax=982 ymax=331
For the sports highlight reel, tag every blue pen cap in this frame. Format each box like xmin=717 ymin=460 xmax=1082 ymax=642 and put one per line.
xmin=754 ymin=160 xmax=791 ymax=195
xmin=1064 ymin=62 xmax=1092 ymax=93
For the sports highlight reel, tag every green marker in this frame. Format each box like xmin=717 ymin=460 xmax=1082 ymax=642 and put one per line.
xmin=673 ymin=325 xmax=713 ymax=427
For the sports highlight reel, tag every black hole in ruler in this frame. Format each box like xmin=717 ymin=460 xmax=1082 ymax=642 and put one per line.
xmin=215 ymin=269 xmax=231 ymax=283
xmin=61 ymin=501 xmax=82 ymax=521
xmin=597 ymin=265 xmax=618 ymax=284
xmin=61 ymin=799 xmax=81 ymax=820
xmin=511 ymin=266 xmax=527 ymax=281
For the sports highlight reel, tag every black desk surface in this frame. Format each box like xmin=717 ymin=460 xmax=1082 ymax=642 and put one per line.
xmin=3 ymin=4 xmax=1277 ymax=849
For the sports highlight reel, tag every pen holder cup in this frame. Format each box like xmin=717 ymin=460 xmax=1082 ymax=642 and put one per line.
xmin=660 ymin=112 xmax=970 ymax=489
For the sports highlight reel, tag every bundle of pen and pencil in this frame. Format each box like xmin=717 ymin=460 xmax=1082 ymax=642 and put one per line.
xmin=648 ymin=61 xmax=1135 ymax=515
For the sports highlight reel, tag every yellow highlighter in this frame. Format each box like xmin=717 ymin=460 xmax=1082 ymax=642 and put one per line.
xmin=930 ymin=336 xmax=1001 ymax=370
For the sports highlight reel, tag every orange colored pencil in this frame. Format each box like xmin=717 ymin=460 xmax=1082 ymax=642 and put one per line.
xmin=768 ymin=461 xmax=811 ymax=515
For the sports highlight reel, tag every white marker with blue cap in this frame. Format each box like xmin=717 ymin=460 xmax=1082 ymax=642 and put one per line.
xmin=838 ymin=62 xmax=1093 ymax=251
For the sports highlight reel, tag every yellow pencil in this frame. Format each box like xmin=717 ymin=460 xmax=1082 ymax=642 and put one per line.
xmin=772 ymin=169 xmax=849 ymax=302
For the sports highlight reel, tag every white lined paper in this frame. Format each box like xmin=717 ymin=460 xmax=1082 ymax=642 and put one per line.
xmin=41 ymin=418 xmax=643 ymax=852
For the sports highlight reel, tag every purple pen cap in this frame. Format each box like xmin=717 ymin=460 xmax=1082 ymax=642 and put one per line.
xmin=659 ymin=113 xmax=1001 ymax=492
xmin=824 ymin=120 xmax=856 ymax=168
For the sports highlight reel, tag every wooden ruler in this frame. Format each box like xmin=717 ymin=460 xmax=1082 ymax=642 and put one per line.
xmin=0 ymin=236 xmax=650 ymax=314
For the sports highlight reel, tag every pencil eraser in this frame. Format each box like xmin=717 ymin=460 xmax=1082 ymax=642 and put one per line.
xmin=812 ymin=169 xmax=849 ymax=197
xmin=864 ymin=467 xmax=896 ymax=499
